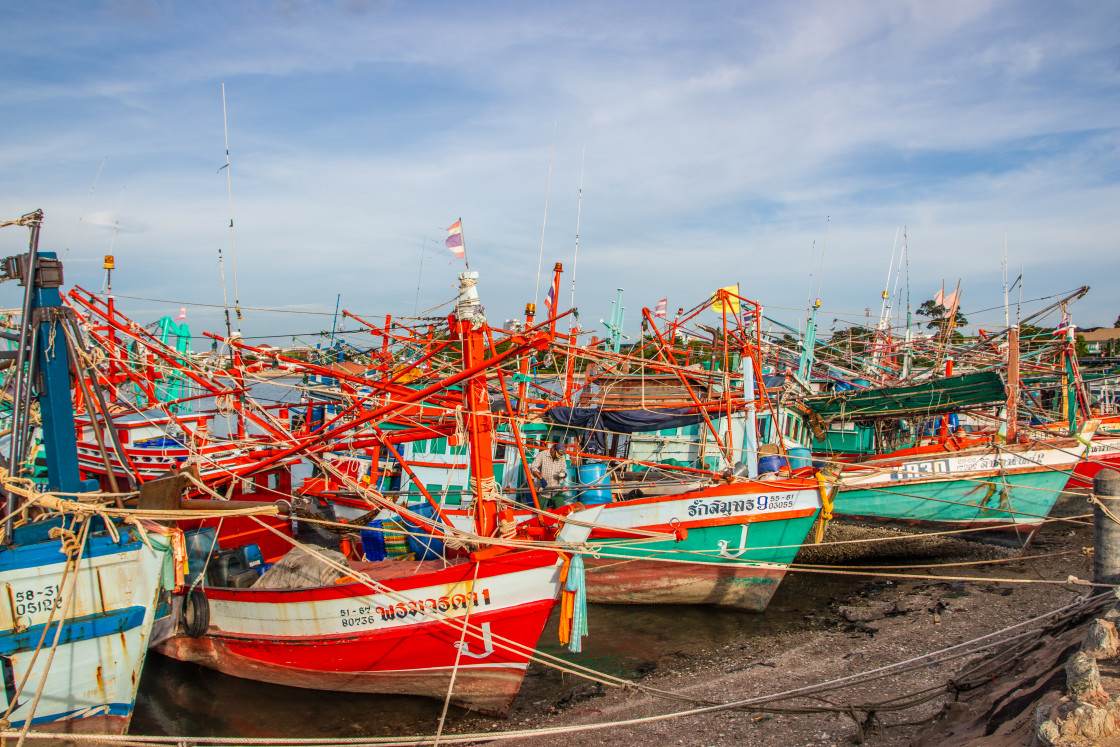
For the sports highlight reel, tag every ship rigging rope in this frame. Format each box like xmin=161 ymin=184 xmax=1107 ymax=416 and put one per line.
xmin=230 ymin=513 xmax=1119 ymax=733
xmin=59 ymin=343 xmax=1095 ymax=556
xmin=241 ymin=516 xmax=713 ymax=706
xmin=62 ymin=362 xmax=1089 ymax=557
xmin=0 ymin=214 xmax=41 ymax=229
xmin=64 ymin=304 xmax=1106 ymax=553
xmin=102 ymin=291 xmax=458 ymax=322
xmin=261 ymin=506 xmax=1106 ymax=588
xmin=433 ymin=561 xmax=481 ymax=747
xmin=3 ymin=591 xmax=1111 ymax=746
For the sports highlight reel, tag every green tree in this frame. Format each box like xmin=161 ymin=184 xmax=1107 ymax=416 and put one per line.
xmin=916 ymin=299 xmax=968 ymax=331
xmin=916 ymin=300 xmax=969 ymax=345
xmin=830 ymin=325 xmax=875 ymax=356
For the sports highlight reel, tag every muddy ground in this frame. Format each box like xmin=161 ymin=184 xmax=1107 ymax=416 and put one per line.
xmin=439 ymin=492 xmax=1106 ymax=746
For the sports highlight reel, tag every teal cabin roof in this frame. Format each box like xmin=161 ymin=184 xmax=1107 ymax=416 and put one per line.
xmin=801 ymin=370 xmax=1006 ymax=421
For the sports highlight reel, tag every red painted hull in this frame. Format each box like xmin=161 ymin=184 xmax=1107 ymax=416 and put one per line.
xmin=1069 ymin=453 xmax=1120 ymax=484
xmin=158 ymin=600 xmax=554 ymax=716
xmin=156 ymin=551 xmax=564 ymax=717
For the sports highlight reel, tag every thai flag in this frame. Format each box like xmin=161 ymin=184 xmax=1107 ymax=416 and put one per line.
xmin=545 ymin=284 xmax=556 ymax=317
xmin=655 ymin=298 xmax=667 ymax=318
xmin=445 ymin=220 xmax=465 ymax=258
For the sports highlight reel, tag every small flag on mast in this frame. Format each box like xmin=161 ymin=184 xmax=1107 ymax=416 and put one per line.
xmin=654 ymin=298 xmax=667 ymax=318
xmin=176 ymin=306 xmax=187 ymax=321
xmin=1054 ymin=312 xmax=1074 ymax=339
xmin=711 ymin=285 xmax=740 ymax=314
xmin=545 ymin=284 xmax=557 ymax=317
xmin=445 ymin=220 xmax=465 ymax=259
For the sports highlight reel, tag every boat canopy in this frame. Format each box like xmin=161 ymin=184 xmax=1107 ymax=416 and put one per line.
xmin=543 ymin=406 xmax=706 ymax=453
xmin=801 ymin=370 xmax=1006 ymax=422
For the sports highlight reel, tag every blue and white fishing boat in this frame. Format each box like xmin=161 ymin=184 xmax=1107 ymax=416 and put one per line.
xmin=0 ymin=211 xmax=175 ymax=737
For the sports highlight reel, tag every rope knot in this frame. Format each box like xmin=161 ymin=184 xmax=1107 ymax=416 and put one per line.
xmin=48 ymin=526 xmax=80 ymax=558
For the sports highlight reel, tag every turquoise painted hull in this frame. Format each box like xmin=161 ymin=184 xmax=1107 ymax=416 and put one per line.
xmin=834 ymin=468 xmax=1072 ymax=546
xmin=591 ymin=511 xmax=819 ymax=566
xmin=583 ymin=511 xmax=821 ymax=610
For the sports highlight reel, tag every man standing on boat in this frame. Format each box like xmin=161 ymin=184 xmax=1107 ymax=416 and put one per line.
xmin=530 ymin=441 xmax=567 ymax=507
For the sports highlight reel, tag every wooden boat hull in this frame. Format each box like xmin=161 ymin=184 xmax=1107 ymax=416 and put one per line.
xmin=581 ymin=554 xmax=789 ymax=609
xmin=155 ymin=550 xmax=563 ymax=717
xmin=565 ymin=480 xmax=822 ymax=610
xmin=832 ymin=439 xmax=1087 ymax=547
xmin=0 ymin=520 xmax=169 ymax=735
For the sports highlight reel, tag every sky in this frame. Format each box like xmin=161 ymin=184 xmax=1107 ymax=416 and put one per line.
xmin=1 ymin=0 xmax=1118 ymax=348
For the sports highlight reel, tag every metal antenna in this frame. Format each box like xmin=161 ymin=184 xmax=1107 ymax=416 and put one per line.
xmin=814 ymin=215 xmax=830 ymax=304
xmin=103 ymin=186 xmax=125 ymax=294
xmin=568 ymin=146 xmax=585 ymax=331
xmin=221 ymin=83 xmax=242 ymax=334
xmin=413 ymin=235 xmax=428 ymax=315
xmin=64 ymin=156 xmax=107 ymax=261
xmin=533 ymin=122 xmax=557 ymax=309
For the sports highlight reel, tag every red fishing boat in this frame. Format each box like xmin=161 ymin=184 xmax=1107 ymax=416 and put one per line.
xmin=151 ymin=271 xmax=577 ymax=716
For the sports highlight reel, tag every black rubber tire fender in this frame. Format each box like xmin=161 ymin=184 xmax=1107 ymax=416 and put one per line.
xmin=181 ymin=589 xmax=210 ymax=637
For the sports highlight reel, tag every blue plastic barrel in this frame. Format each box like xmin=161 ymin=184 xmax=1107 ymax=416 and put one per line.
xmin=787 ymin=447 xmax=812 ymax=470
xmin=241 ymin=543 xmax=264 ymax=571
xmin=576 ymin=462 xmax=611 ymax=505
xmin=757 ymin=455 xmax=788 ymax=474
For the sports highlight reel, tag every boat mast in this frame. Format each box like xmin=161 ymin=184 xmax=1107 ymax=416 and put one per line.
xmin=797 ymin=217 xmax=829 ymax=386
xmin=869 ymin=228 xmax=900 ymax=378
xmin=217 ymin=247 xmax=233 ymax=360
xmin=2 ymin=213 xmax=91 ymax=542
xmin=454 ymin=271 xmax=499 ymax=537
xmin=1008 ymin=234 xmax=1016 ymax=329
xmin=602 ymin=289 xmax=627 ymax=354
xmin=902 ymin=227 xmax=912 ymax=379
